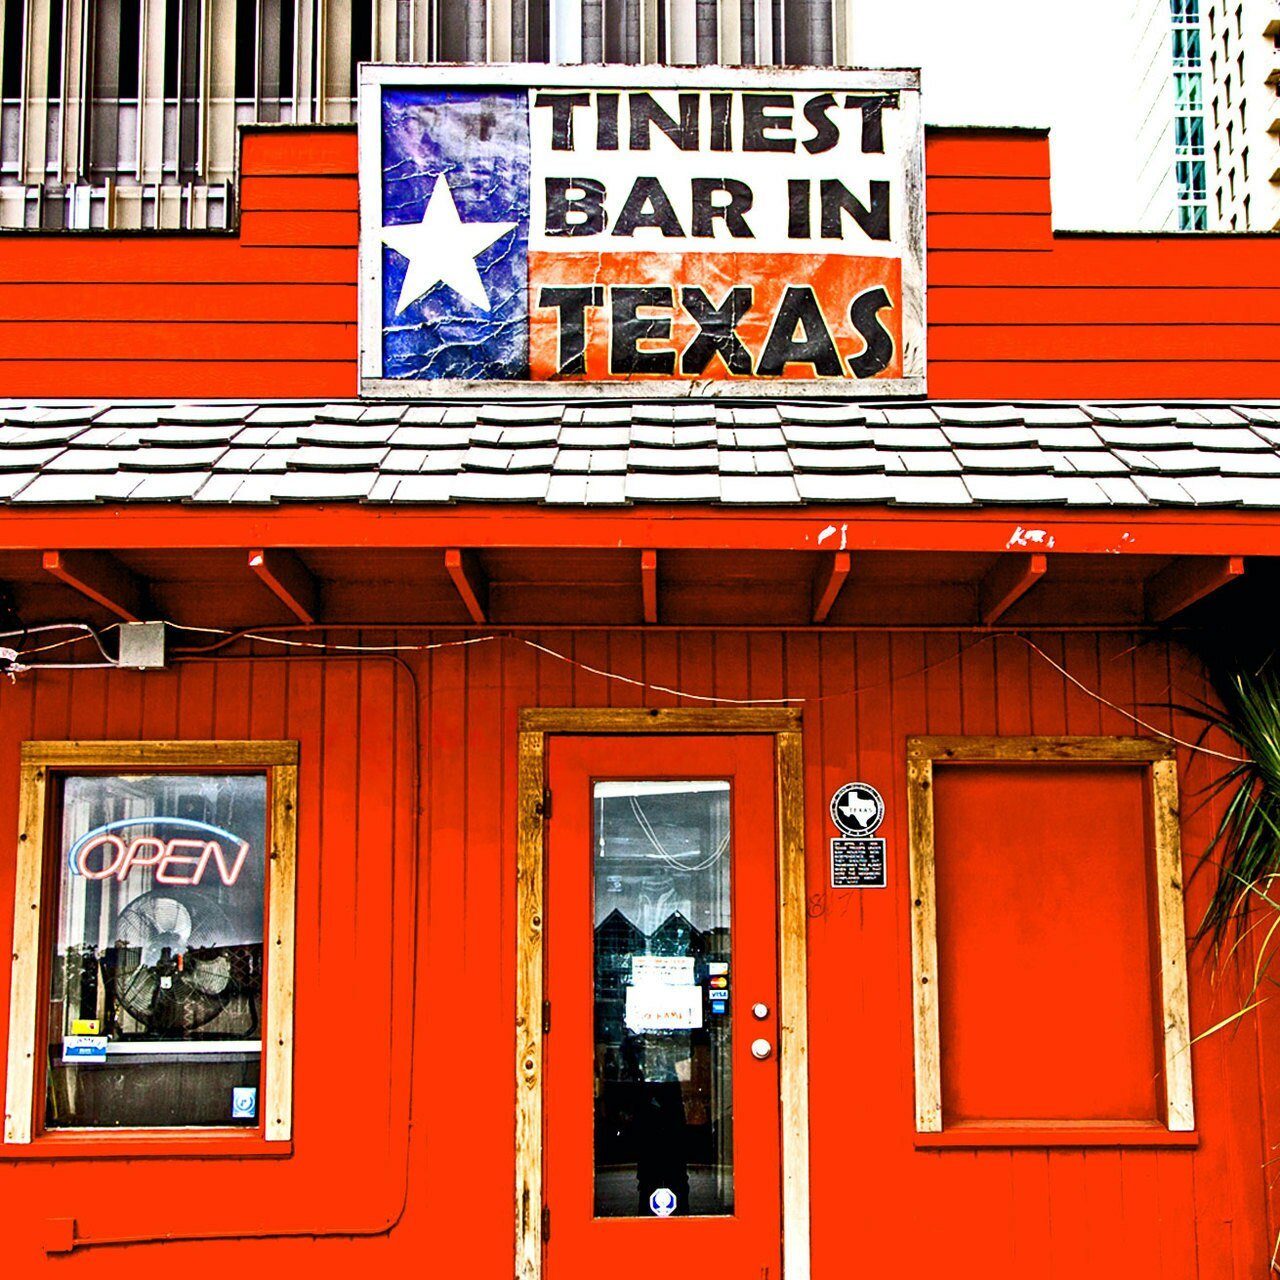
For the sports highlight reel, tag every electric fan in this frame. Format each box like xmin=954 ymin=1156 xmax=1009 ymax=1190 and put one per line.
xmin=107 ymin=889 xmax=236 ymax=1034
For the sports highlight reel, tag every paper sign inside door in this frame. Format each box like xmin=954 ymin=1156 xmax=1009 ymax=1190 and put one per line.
xmin=631 ymin=955 xmax=696 ymax=985
xmin=625 ymin=983 xmax=704 ymax=1032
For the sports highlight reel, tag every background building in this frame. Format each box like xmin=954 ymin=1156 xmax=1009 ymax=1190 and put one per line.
xmin=1201 ymin=0 xmax=1280 ymax=228
xmin=0 ymin=0 xmax=855 ymax=229
xmin=1134 ymin=0 xmax=1209 ymax=229
xmin=1135 ymin=0 xmax=1280 ymax=230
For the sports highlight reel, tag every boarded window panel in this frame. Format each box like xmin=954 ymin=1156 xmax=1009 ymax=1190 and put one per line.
xmin=932 ymin=763 xmax=1161 ymax=1125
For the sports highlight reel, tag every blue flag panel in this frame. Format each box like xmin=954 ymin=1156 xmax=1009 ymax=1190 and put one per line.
xmin=381 ymin=88 xmax=530 ymax=381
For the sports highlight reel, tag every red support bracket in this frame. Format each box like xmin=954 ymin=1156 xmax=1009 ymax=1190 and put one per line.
xmin=1146 ymin=555 xmax=1245 ymax=622
xmin=641 ymin=549 xmax=658 ymax=624
xmin=248 ymin=548 xmax=318 ymax=624
xmin=980 ymin=552 xmax=1047 ymax=625
xmin=811 ymin=551 xmax=852 ymax=623
xmin=42 ymin=550 xmax=147 ymax=622
xmin=445 ymin=548 xmax=488 ymax=624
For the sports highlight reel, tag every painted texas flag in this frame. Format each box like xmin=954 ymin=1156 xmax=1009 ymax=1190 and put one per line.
xmin=381 ymin=89 xmax=531 ymax=380
xmin=376 ymin=81 xmax=918 ymax=387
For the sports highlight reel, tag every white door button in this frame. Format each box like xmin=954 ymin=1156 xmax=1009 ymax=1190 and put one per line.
xmin=751 ymin=1038 xmax=773 ymax=1060
xmin=752 ymin=1002 xmax=770 ymax=1020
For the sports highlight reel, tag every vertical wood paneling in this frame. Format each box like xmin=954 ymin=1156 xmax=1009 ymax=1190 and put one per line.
xmin=0 ymin=632 xmax=1276 ymax=1274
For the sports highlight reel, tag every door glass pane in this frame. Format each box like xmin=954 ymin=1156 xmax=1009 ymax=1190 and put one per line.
xmin=593 ymin=780 xmax=733 ymax=1218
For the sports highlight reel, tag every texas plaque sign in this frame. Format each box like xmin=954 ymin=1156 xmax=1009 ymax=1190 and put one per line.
xmin=358 ymin=66 xmax=924 ymax=397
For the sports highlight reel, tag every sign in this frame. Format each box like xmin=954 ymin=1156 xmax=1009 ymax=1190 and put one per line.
xmin=649 ymin=1187 xmax=678 ymax=1218
xmin=625 ymin=983 xmax=704 ymax=1032
xmin=62 ymin=1035 xmax=108 ymax=1064
xmin=67 ymin=817 xmax=253 ymax=888
xmin=830 ymin=782 xmax=885 ymax=837
xmin=232 ymin=1087 xmax=258 ymax=1121
xmin=631 ymin=954 xmax=696 ymax=985
xmin=831 ymin=837 xmax=887 ymax=889
xmin=359 ymin=66 xmax=924 ymax=398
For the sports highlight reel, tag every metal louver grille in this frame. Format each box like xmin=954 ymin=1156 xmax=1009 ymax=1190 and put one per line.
xmin=0 ymin=0 xmax=852 ymax=229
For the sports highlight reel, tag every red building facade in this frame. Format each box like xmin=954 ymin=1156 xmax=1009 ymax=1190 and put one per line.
xmin=2 ymin=118 xmax=1280 ymax=1279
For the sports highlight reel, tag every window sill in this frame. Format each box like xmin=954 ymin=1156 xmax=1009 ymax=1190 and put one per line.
xmin=1 ymin=1130 xmax=292 ymax=1160
xmin=914 ymin=1121 xmax=1199 ymax=1150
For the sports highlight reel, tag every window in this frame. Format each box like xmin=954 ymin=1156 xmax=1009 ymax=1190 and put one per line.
xmin=0 ymin=0 xmax=25 ymax=178
xmin=1177 ymin=158 xmax=1207 ymax=199
xmin=1180 ymin=201 xmax=1208 ymax=229
xmin=235 ymin=0 xmax=298 ymax=124
xmin=1175 ymin=72 xmax=1202 ymax=108
xmin=1172 ymin=27 xmax=1201 ymax=66
xmin=87 ymin=0 xmax=143 ymax=180
xmin=1175 ymin=113 xmax=1205 ymax=154
xmin=907 ymin=737 xmax=1194 ymax=1143
xmin=0 ymin=0 xmax=24 ymax=100
xmin=3 ymin=741 xmax=298 ymax=1146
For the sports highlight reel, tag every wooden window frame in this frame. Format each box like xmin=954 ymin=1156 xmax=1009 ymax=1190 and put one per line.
xmin=515 ymin=708 xmax=810 ymax=1280
xmin=4 ymin=740 xmax=299 ymax=1150
xmin=907 ymin=735 xmax=1195 ymax=1147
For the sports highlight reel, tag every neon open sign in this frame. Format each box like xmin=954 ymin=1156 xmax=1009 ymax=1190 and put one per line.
xmin=68 ymin=818 xmax=252 ymax=887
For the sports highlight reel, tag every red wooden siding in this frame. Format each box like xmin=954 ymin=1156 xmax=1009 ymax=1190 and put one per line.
xmin=1 ymin=630 xmax=1277 ymax=1277
xmin=3 ymin=127 xmax=1280 ymax=398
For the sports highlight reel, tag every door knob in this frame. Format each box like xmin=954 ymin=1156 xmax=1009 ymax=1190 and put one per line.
xmin=751 ymin=1038 xmax=773 ymax=1060
xmin=751 ymin=1002 xmax=770 ymax=1020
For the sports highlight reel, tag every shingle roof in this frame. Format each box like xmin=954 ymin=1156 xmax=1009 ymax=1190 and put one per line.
xmin=4 ymin=400 xmax=1280 ymax=508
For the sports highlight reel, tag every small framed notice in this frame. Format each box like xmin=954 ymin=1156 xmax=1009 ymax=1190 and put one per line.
xmin=831 ymin=837 xmax=886 ymax=889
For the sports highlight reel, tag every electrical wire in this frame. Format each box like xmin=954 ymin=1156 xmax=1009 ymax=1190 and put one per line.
xmin=1014 ymin=635 xmax=1248 ymax=764
xmin=48 ymin=651 xmax=425 ymax=1252
xmin=520 ymin=636 xmax=798 ymax=705
xmin=629 ymin=795 xmax=730 ymax=873
xmin=1 ymin=620 xmax=1247 ymax=764
xmin=0 ymin=621 xmax=114 ymax=662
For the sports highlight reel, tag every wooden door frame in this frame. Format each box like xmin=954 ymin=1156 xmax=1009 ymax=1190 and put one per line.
xmin=515 ymin=708 xmax=810 ymax=1280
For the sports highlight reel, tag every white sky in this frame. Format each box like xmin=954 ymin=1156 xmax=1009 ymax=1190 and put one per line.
xmin=852 ymin=0 xmax=1140 ymax=228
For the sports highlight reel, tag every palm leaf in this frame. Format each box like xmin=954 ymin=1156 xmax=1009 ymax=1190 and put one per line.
xmin=1183 ymin=666 xmax=1280 ymax=945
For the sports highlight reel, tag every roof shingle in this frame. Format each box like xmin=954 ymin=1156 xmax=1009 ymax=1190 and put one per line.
xmin=3 ymin=399 xmax=1280 ymax=509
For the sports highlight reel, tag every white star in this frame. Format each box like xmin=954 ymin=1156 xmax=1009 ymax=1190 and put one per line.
xmin=382 ymin=176 xmax=516 ymax=315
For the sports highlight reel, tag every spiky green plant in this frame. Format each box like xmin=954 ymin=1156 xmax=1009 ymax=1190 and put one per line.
xmin=1188 ymin=665 xmax=1280 ymax=947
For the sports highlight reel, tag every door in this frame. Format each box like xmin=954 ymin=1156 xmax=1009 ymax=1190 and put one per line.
xmin=544 ymin=734 xmax=782 ymax=1276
